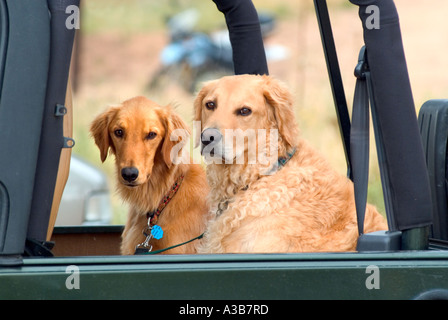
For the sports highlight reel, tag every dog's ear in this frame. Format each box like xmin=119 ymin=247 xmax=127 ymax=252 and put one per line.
xmin=193 ymin=80 xmax=217 ymax=148
xmin=90 ymin=106 xmax=119 ymax=162
xmin=160 ymin=105 xmax=190 ymax=168
xmin=262 ymin=76 xmax=299 ymax=152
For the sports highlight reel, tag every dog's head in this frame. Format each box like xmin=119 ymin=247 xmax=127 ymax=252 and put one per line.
xmin=90 ymin=96 xmax=189 ymax=188
xmin=194 ymin=75 xmax=299 ymax=165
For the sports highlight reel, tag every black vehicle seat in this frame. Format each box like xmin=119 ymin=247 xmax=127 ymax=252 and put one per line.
xmin=418 ymin=100 xmax=448 ymax=240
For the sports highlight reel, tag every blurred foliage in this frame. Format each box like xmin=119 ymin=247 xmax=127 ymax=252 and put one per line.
xmin=80 ymin=0 xmax=299 ymax=35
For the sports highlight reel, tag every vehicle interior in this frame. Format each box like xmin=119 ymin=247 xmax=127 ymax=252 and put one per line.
xmin=0 ymin=0 xmax=447 ymax=299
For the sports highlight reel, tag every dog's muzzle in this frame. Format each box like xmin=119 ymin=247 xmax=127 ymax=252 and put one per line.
xmin=200 ymin=128 xmax=222 ymax=155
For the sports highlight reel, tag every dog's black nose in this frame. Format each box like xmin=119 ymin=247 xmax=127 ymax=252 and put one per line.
xmin=201 ymin=128 xmax=222 ymax=147
xmin=121 ymin=167 xmax=139 ymax=182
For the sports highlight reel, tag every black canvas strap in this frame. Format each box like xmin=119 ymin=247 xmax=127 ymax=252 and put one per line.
xmin=350 ymin=0 xmax=432 ymax=250
xmin=213 ymin=0 xmax=269 ymax=76
xmin=351 ymin=46 xmax=410 ymax=251
xmin=352 ymin=46 xmax=398 ymax=237
xmin=314 ymin=0 xmax=352 ymax=180
xmin=351 ymin=47 xmax=370 ymax=235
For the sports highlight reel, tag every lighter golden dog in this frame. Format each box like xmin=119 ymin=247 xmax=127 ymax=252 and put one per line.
xmin=90 ymin=96 xmax=208 ymax=255
xmin=194 ymin=75 xmax=387 ymax=253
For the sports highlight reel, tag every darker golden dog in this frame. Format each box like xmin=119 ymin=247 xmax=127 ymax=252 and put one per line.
xmin=90 ymin=96 xmax=208 ymax=254
xmin=194 ymin=75 xmax=387 ymax=253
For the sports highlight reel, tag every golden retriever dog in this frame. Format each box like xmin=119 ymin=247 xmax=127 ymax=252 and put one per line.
xmin=90 ymin=96 xmax=209 ymax=255
xmin=194 ymin=74 xmax=387 ymax=253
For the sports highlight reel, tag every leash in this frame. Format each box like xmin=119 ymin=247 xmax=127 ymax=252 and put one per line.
xmin=136 ymin=233 xmax=204 ymax=255
xmin=134 ymin=174 xmax=184 ymax=254
xmin=134 ymin=149 xmax=297 ymax=254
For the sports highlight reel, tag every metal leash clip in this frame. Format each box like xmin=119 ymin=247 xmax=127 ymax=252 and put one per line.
xmin=134 ymin=226 xmax=153 ymax=254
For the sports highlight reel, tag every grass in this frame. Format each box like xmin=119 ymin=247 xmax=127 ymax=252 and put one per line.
xmin=81 ymin=0 xmax=173 ymax=35
xmin=81 ymin=0 xmax=233 ymax=35
xmin=80 ymin=0 xmax=303 ymax=36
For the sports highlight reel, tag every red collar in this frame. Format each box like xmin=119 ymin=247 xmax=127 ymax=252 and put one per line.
xmin=146 ymin=174 xmax=184 ymax=226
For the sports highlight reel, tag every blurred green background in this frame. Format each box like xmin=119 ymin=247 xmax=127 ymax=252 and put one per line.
xmin=69 ymin=0 xmax=448 ymax=224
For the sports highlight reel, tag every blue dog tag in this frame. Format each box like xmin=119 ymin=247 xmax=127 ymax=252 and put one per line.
xmin=151 ymin=225 xmax=163 ymax=240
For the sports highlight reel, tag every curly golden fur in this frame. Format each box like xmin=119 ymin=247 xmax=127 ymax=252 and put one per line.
xmin=90 ymin=96 xmax=209 ymax=255
xmin=194 ymin=75 xmax=387 ymax=253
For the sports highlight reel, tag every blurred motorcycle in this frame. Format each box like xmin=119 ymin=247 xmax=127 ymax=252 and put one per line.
xmin=148 ymin=8 xmax=286 ymax=93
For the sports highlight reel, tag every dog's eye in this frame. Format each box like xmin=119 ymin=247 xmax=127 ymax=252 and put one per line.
xmin=205 ymin=101 xmax=216 ymax=111
xmin=114 ymin=129 xmax=124 ymax=137
xmin=238 ymin=107 xmax=252 ymax=116
xmin=146 ymin=132 xmax=157 ymax=140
